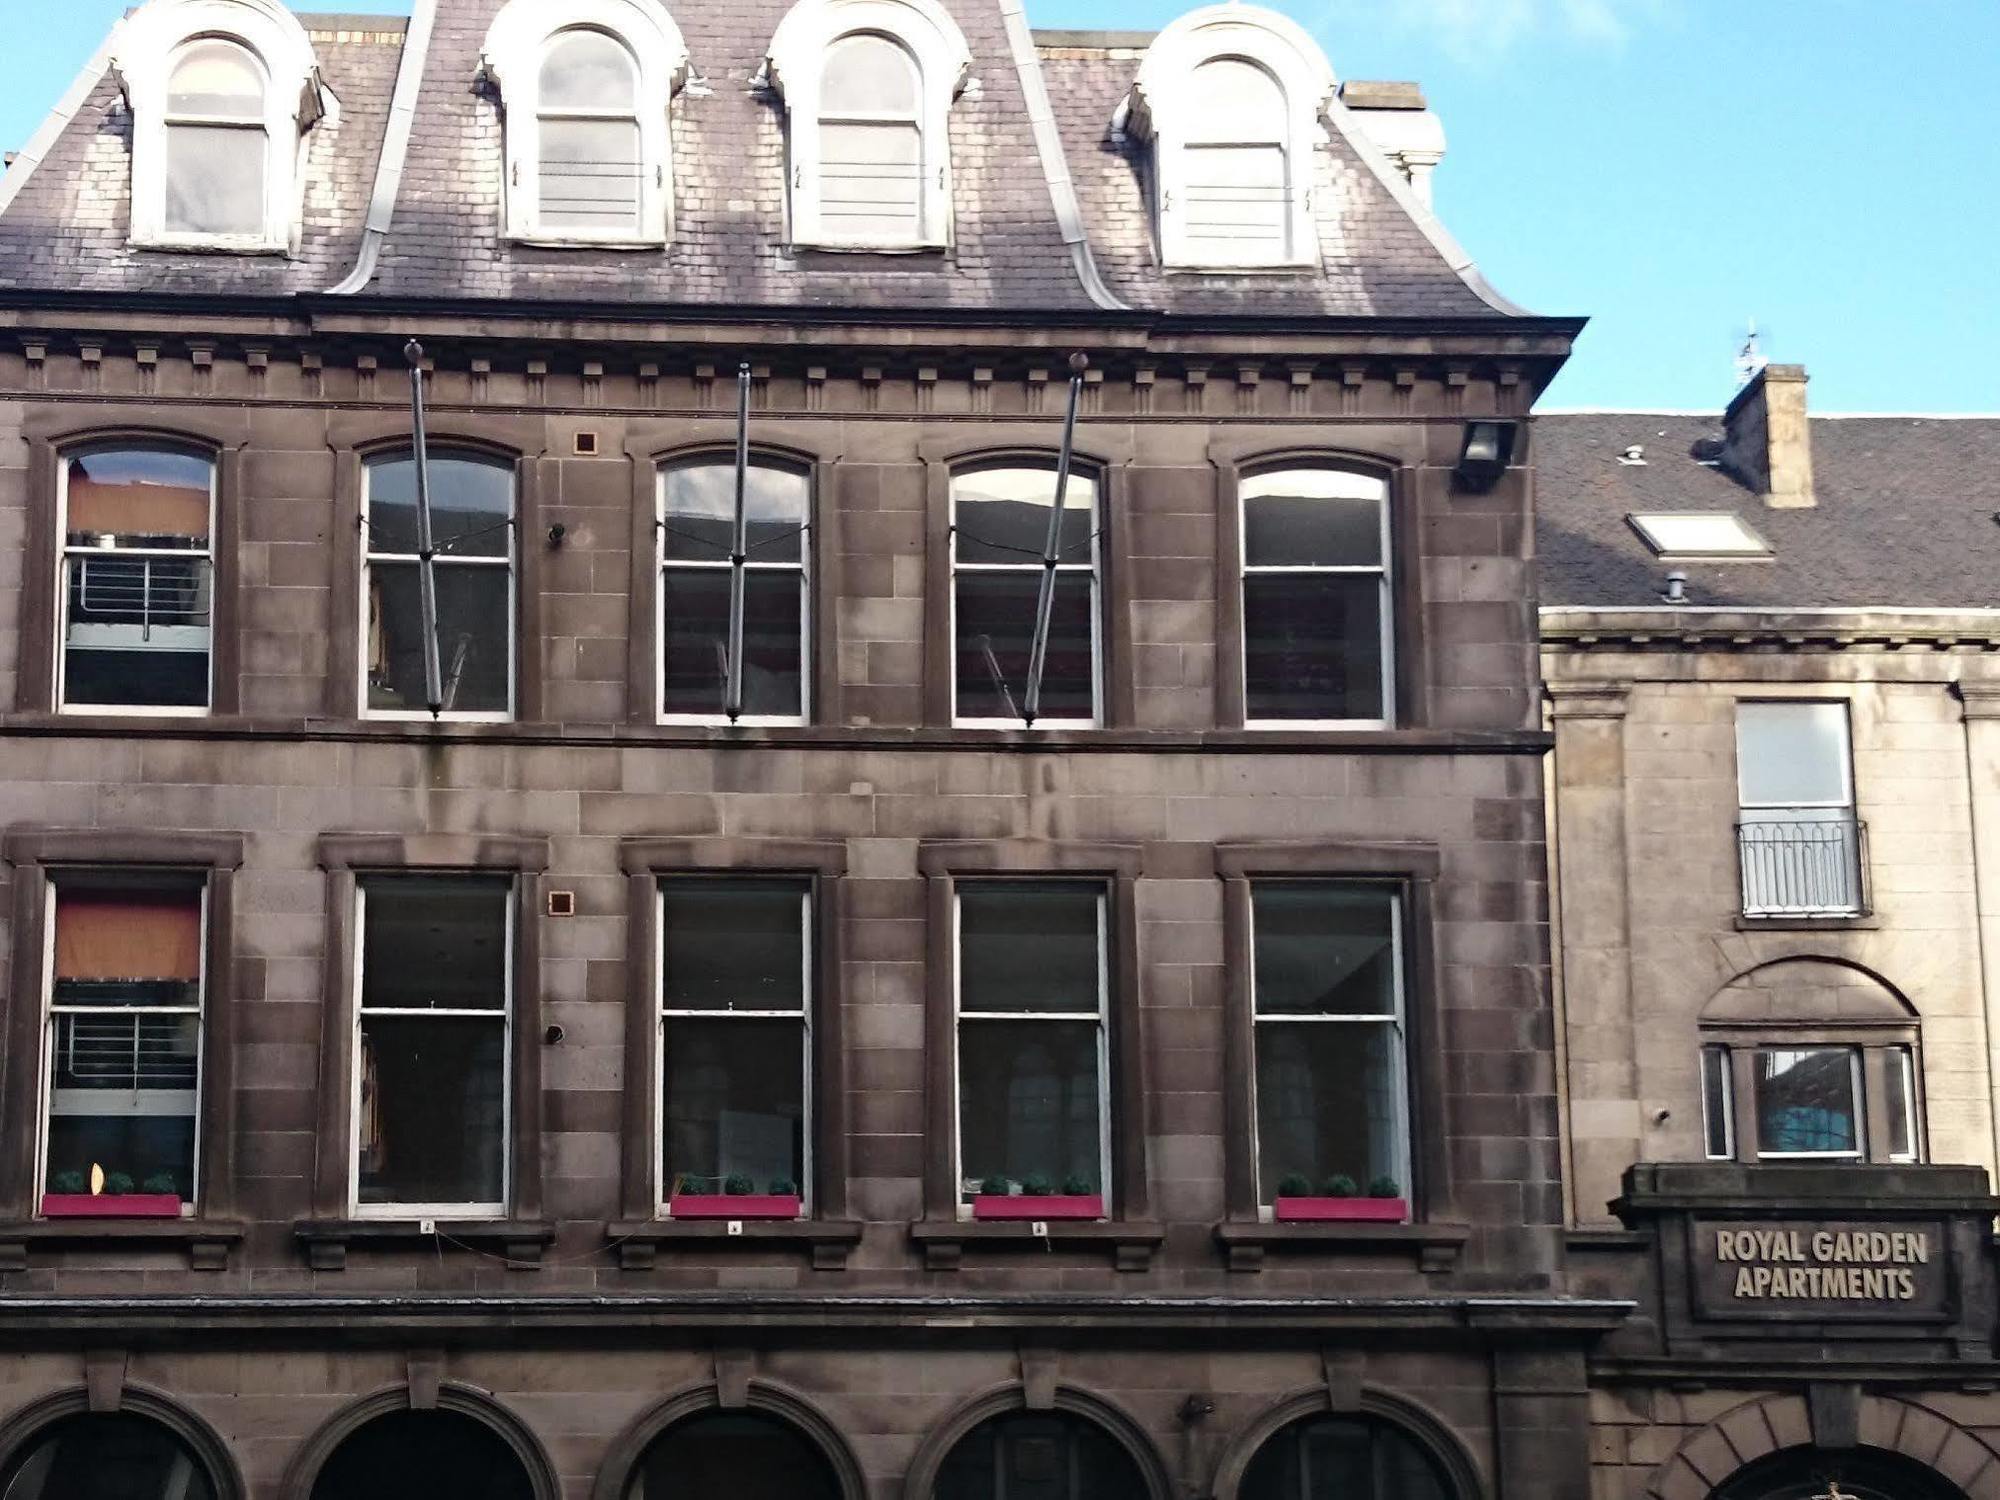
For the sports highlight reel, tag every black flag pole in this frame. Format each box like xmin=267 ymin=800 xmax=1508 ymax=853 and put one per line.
xmin=403 ymin=339 xmax=445 ymax=717
xmin=1022 ymin=351 xmax=1088 ymax=726
xmin=723 ymin=362 xmax=752 ymax=722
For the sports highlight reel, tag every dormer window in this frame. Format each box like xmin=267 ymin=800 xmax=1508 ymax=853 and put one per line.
xmin=482 ymin=0 xmax=688 ymax=246
xmin=1128 ymin=4 xmax=1336 ymax=271
xmin=766 ymin=0 xmax=970 ymax=250
xmin=117 ymin=0 xmax=327 ymax=252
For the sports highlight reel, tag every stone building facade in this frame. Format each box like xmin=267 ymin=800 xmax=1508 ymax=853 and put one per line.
xmin=1539 ymin=370 xmax=2000 ymax=1500
xmin=0 ymin=1 xmax=1612 ymax=1498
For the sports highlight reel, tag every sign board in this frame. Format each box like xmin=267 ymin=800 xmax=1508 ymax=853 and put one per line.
xmin=1690 ymin=1220 xmax=1951 ymax=1321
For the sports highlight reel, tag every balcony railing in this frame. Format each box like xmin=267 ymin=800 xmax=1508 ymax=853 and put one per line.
xmin=1737 ymin=815 xmax=1868 ymax=918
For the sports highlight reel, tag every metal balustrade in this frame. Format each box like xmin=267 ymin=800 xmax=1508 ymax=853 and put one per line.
xmin=1736 ymin=816 xmax=1868 ymax=918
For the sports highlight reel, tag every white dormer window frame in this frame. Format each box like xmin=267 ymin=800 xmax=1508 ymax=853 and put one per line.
xmin=766 ymin=0 xmax=971 ymax=251
xmin=1127 ymin=4 xmax=1336 ymax=271
xmin=116 ymin=0 xmax=327 ymax=253
xmin=481 ymin=0 xmax=689 ymax=247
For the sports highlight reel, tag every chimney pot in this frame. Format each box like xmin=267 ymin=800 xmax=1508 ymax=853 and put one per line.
xmin=1722 ymin=364 xmax=1814 ymax=508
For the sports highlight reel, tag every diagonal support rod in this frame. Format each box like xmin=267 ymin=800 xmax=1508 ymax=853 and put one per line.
xmin=403 ymin=339 xmax=444 ymax=717
xmin=724 ymin=363 xmax=752 ymax=721
xmin=1023 ymin=351 xmax=1088 ymax=726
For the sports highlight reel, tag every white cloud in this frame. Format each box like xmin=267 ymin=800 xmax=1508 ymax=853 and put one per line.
xmin=1324 ymin=0 xmax=1667 ymax=61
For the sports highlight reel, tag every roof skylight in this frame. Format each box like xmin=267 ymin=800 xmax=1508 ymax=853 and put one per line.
xmin=1626 ymin=512 xmax=1773 ymax=560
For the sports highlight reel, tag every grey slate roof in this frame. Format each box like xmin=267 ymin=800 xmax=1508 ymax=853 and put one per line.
xmin=0 ymin=0 xmax=1527 ymax=319
xmin=1535 ymin=412 xmax=2000 ymax=610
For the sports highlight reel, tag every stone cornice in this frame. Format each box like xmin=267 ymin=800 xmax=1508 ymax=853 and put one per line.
xmin=1542 ymin=608 xmax=2000 ymax=655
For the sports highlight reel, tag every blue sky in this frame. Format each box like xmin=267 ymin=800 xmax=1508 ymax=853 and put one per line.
xmin=5 ymin=0 xmax=1995 ymax=412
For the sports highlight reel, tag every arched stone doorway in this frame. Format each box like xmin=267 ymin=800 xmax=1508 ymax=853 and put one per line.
xmin=307 ymin=1408 xmax=538 ymax=1500
xmin=933 ymin=1411 xmax=1152 ymax=1500
xmin=618 ymin=1409 xmax=843 ymax=1500
xmin=1238 ymin=1413 xmax=1459 ymax=1500
xmin=0 ymin=1409 xmax=226 ymax=1500
xmin=1709 ymin=1446 xmax=1968 ymax=1500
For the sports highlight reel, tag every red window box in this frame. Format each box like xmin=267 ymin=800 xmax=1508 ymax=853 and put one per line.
xmin=41 ymin=1194 xmax=184 ymax=1220
xmin=972 ymin=1194 xmax=1104 ymax=1221
xmin=668 ymin=1194 xmax=802 ymax=1220
xmin=1274 ymin=1196 xmax=1410 ymax=1223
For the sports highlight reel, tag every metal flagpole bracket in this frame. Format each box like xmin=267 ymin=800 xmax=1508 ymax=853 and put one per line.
xmin=1022 ymin=351 xmax=1088 ymax=727
xmin=404 ymin=339 xmax=445 ymax=717
xmin=723 ymin=362 xmax=752 ymax=722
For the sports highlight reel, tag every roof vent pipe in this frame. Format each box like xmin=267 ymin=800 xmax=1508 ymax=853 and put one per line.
xmin=1661 ymin=570 xmax=1688 ymax=605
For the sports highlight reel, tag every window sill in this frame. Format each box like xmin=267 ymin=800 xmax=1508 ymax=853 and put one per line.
xmin=505 ymin=233 xmax=667 ymax=251
xmin=1735 ymin=912 xmax=1879 ymax=932
xmin=292 ymin=1218 xmax=555 ymax=1271
xmin=608 ymin=1218 xmax=862 ymax=1271
xmin=129 ymin=235 xmax=289 ymax=257
xmin=1212 ymin=1220 xmax=1469 ymax=1274
xmin=909 ymin=1218 xmax=1163 ymax=1272
xmin=0 ymin=1218 xmax=244 ymax=1272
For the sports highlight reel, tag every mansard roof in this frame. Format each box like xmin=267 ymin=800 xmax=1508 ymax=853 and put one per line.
xmin=0 ymin=0 xmax=1534 ymax=322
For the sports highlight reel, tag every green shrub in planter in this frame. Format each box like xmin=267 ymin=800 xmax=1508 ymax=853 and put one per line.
xmin=49 ymin=1170 xmax=86 ymax=1195
xmin=767 ymin=1178 xmax=797 ymax=1197
xmin=722 ymin=1173 xmax=756 ymax=1196
xmin=1366 ymin=1176 xmax=1402 ymax=1199
xmin=1276 ymin=1173 xmax=1313 ymax=1197
xmin=1020 ymin=1173 xmax=1054 ymax=1197
xmin=1061 ymin=1174 xmax=1095 ymax=1196
xmin=1321 ymin=1174 xmax=1358 ymax=1198
xmin=141 ymin=1173 xmax=178 ymax=1196
xmin=104 ymin=1172 xmax=136 ymax=1196
xmin=980 ymin=1175 xmax=1013 ymax=1196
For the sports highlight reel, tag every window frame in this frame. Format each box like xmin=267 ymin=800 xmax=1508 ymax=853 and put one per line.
xmin=1168 ymin=57 xmax=1296 ymax=269
xmin=766 ymin=0 xmax=971 ymax=251
xmin=481 ymin=0 xmax=688 ymax=247
xmin=947 ymin=460 xmax=1104 ymax=729
xmin=654 ymin=456 xmax=814 ymax=728
xmin=1245 ymin=880 xmax=1411 ymax=1215
xmin=1236 ymin=463 xmax=1396 ymax=730
xmin=1733 ymin=698 xmax=1865 ymax=918
xmin=1700 ymin=1032 xmax=1924 ymax=1166
xmin=347 ymin=874 xmax=515 ymax=1221
xmin=116 ymin=0 xmax=325 ymax=253
xmin=532 ymin=28 xmax=648 ymax=242
xmin=655 ymin=876 xmax=816 ymax=1217
xmin=358 ymin=446 xmax=519 ymax=723
xmin=949 ymin=879 xmax=1113 ymax=1215
xmin=54 ymin=442 xmax=218 ymax=719
xmin=0 ymin=829 xmax=244 ymax=1225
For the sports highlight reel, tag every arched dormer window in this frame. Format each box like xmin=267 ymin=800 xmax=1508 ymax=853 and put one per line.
xmin=766 ymin=0 xmax=970 ymax=250
xmin=481 ymin=0 xmax=689 ymax=246
xmin=1128 ymin=5 xmax=1335 ymax=270
xmin=115 ymin=0 xmax=327 ymax=251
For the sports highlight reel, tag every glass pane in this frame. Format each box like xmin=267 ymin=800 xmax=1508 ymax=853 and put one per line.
xmin=360 ymin=875 xmax=509 ymax=1012
xmin=662 ymin=463 xmax=810 ymax=563
xmin=820 ymin=32 xmax=919 ymax=114
xmin=818 ymin=121 xmax=922 ymax=240
xmin=366 ymin=453 xmax=515 ymax=557
xmin=953 ymin=468 xmax=1096 ymax=565
xmin=661 ymin=568 xmax=804 ymax=718
xmin=310 ymin=1412 xmax=536 ymax=1500
xmin=959 ymin=884 xmax=1101 ymax=1015
xmin=539 ymin=28 xmax=636 ymax=109
xmin=165 ymin=123 xmax=265 ymax=235
xmin=63 ymin=556 xmax=211 ymax=709
xmin=1252 ymin=884 xmax=1398 ymax=1016
xmin=954 ymin=571 xmax=1094 ymax=722
xmin=1187 ymin=57 xmax=1286 ymax=141
xmin=1255 ymin=1021 xmax=1401 ymax=1198
xmin=934 ymin=1414 xmax=1146 ymax=1500
xmin=662 ymin=1017 xmax=804 ymax=1197
xmin=958 ymin=1018 xmax=1100 ymax=1196
xmin=45 ymin=1014 xmax=198 ymax=1199
xmin=1184 ymin=145 xmax=1288 ymax=256
xmin=1701 ymin=1046 xmax=1733 ymax=1159
xmin=358 ymin=1015 xmax=505 ymax=1204
xmin=169 ymin=40 xmax=264 ymax=117
xmin=1737 ymin=701 xmax=1852 ymax=806
xmin=1242 ymin=471 xmax=1385 ymax=566
xmin=0 ymin=1413 xmax=220 ymax=1500
xmin=539 ymin=118 xmax=642 ymax=232
xmin=65 ymin=449 xmax=211 ymax=545
xmin=626 ymin=1413 xmax=841 ymax=1500
xmin=367 ymin=562 xmax=511 ymax=714
xmin=1243 ymin=572 xmax=1385 ymax=722
xmin=662 ymin=880 xmax=806 ymax=1010
xmin=54 ymin=887 xmax=202 ymax=1000
xmin=1754 ymin=1047 xmax=1860 ymax=1157
xmin=1241 ymin=1416 xmax=1451 ymax=1500
xmin=1887 ymin=1047 xmax=1917 ymax=1161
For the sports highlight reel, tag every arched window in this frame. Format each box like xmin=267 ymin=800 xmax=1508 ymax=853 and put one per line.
xmin=1240 ymin=1414 xmax=1454 ymax=1500
xmin=934 ymin=1412 xmax=1147 ymax=1500
xmin=765 ymin=0 xmax=970 ymax=250
xmin=57 ymin=444 xmax=215 ymax=713
xmin=310 ymin=1410 xmax=535 ymax=1500
xmin=164 ymin=40 xmax=268 ymax=237
xmin=537 ymin=30 xmax=643 ymax=235
xmin=481 ymin=0 xmax=688 ymax=244
xmin=0 ymin=1411 xmax=221 ymax=1500
xmin=622 ymin=1411 xmax=841 ymax=1500
xmin=1128 ymin=6 xmax=1334 ymax=269
xmin=115 ymin=0 xmax=326 ymax=250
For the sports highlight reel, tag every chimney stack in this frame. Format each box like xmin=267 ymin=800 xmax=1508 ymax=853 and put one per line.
xmin=1722 ymin=364 xmax=1814 ymax=508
